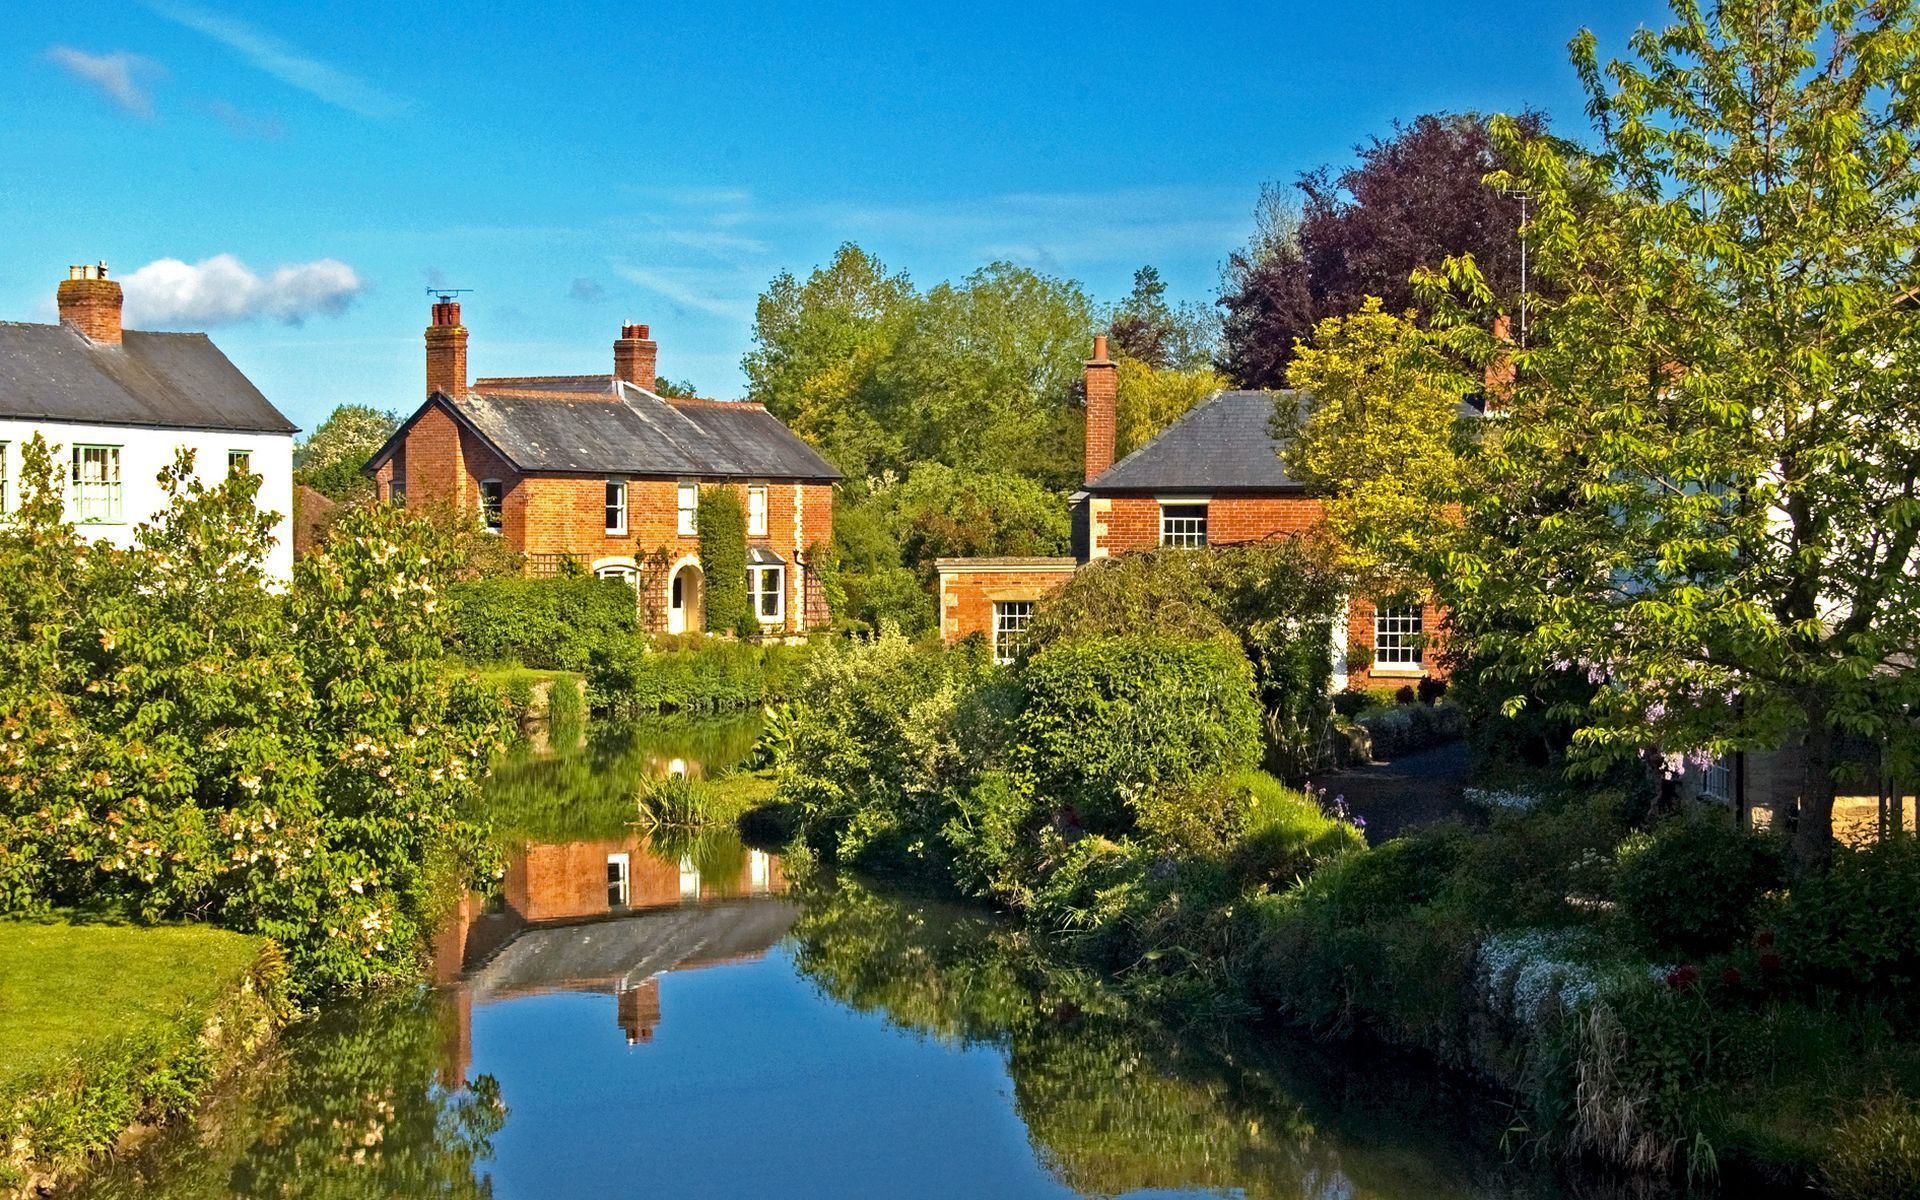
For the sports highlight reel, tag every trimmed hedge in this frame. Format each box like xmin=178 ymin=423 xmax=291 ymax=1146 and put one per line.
xmin=448 ymin=575 xmax=638 ymax=671
xmin=697 ymin=489 xmax=756 ymax=637
xmin=590 ymin=637 xmax=810 ymax=716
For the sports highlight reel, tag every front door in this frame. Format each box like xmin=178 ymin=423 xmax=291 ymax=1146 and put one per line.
xmin=668 ymin=571 xmax=687 ymax=634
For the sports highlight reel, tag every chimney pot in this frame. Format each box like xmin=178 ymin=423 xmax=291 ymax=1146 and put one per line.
xmin=614 ymin=322 xmax=659 ymax=392
xmin=57 ymin=263 xmax=124 ymax=345
xmin=1092 ymin=333 xmax=1111 ymax=362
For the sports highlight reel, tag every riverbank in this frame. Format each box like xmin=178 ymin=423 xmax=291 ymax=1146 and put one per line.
xmin=0 ymin=920 xmax=293 ymax=1197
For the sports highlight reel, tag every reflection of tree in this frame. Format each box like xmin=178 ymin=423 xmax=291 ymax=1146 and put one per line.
xmin=789 ymin=878 xmax=1570 ymax=1200
xmin=75 ymin=991 xmax=504 ymax=1200
xmin=481 ymin=716 xmax=763 ymax=843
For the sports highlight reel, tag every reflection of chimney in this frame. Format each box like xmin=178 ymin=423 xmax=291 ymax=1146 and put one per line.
xmin=438 ymin=987 xmax=473 ymax=1090
xmin=614 ymin=323 xmax=658 ymax=392
xmin=618 ymin=977 xmax=662 ymax=1045
xmin=426 ymin=298 xmax=468 ymax=399
xmin=1484 ymin=314 xmax=1515 ymax=408
xmin=58 ymin=262 xmax=123 ymax=346
xmin=1084 ymin=334 xmax=1116 ymax=483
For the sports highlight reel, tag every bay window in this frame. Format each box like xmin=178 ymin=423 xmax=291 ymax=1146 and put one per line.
xmin=746 ymin=546 xmax=785 ymax=625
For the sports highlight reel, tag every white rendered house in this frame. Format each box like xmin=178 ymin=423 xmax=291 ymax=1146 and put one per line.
xmin=0 ymin=264 xmax=297 ymax=578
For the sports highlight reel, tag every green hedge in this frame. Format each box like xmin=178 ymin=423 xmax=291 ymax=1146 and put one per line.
xmin=697 ymin=489 xmax=756 ymax=637
xmin=589 ymin=637 xmax=810 ymax=716
xmin=448 ymin=575 xmax=638 ymax=670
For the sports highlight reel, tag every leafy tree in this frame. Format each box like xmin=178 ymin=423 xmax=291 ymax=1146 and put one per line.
xmin=1113 ymin=357 xmax=1226 ymax=459
xmin=294 ymin=404 xmax=399 ymax=501
xmin=1217 ymin=114 xmax=1536 ymax=387
xmin=813 ymin=494 xmax=933 ymax=637
xmin=652 ymin=374 xmax=699 ymax=399
xmin=743 ymin=243 xmax=917 ymax=479
xmin=887 ymin=463 xmax=1071 ymax=576
xmin=881 ymin=262 xmax=1096 ymax=490
xmin=1320 ymin=0 xmax=1920 ymax=869
xmin=1109 ymin=265 xmax=1217 ymax=370
xmin=696 ymin=487 xmax=756 ymax=637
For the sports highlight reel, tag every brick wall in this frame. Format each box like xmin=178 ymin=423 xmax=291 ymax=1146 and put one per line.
xmin=938 ymin=562 xmax=1077 ymax=644
xmin=504 ymin=835 xmax=786 ymax=922
xmin=1343 ymin=595 xmax=1448 ymax=689
xmin=1091 ymin=491 xmax=1327 ymax=556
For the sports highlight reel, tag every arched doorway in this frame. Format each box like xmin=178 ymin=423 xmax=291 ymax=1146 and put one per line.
xmin=667 ymin=561 xmax=705 ymax=634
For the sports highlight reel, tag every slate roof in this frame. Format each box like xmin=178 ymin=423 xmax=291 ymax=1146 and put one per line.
xmin=375 ymin=379 xmax=840 ymax=482
xmin=0 ymin=321 xmax=296 ymax=434
xmin=1087 ymin=389 xmax=1306 ymax=493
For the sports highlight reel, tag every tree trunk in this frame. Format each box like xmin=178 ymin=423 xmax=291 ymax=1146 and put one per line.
xmin=1791 ymin=711 xmax=1837 ymax=876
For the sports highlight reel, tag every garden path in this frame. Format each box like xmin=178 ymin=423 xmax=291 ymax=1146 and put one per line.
xmin=1312 ymin=740 xmax=1475 ymax=845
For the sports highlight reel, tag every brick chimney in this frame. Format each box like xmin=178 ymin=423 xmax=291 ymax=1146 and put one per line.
xmin=1484 ymin=314 xmax=1515 ymax=408
xmin=1084 ymin=334 xmax=1117 ymax=483
xmin=614 ymin=322 xmax=658 ymax=392
xmin=426 ymin=298 xmax=468 ymax=399
xmin=57 ymin=262 xmax=123 ymax=346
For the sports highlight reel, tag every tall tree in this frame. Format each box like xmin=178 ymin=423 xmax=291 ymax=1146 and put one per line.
xmin=295 ymin=404 xmax=399 ymax=500
xmin=1300 ymin=0 xmax=1920 ymax=870
xmin=742 ymin=243 xmax=917 ymax=480
xmin=1109 ymin=265 xmax=1218 ymax=370
xmin=1217 ymin=114 xmax=1538 ymax=387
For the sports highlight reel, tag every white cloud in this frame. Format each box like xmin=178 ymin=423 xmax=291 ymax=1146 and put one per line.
xmin=121 ymin=255 xmax=365 ymax=326
xmin=610 ymin=264 xmax=757 ymax=321
xmin=48 ymin=47 xmax=162 ymax=117
xmin=143 ymin=2 xmax=403 ymax=118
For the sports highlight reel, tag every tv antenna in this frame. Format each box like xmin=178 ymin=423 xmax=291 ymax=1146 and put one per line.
xmin=427 ymin=287 xmax=474 ymax=304
xmin=1502 ymin=188 xmax=1533 ymax=347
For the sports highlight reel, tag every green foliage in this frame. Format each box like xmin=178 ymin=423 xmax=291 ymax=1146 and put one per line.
xmin=696 ymin=487 xmax=756 ymax=637
xmin=886 ymin=463 xmax=1071 ymax=574
xmin=1016 ymin=635 xmax=1262 ymax=834
xmin=1775 ymin=838 xmax=1920 ymax=994
xmin=1825 ymin=1093 xmax=1920 ymax=1200
xmin=1107 ymin=265 xmax=1218 ymax=371
xmin=293 ymin=404 xmax=398 ymax=502
xmin=448 ymin=575 xmax=638 ymax=670
xmin=1445 ymin=791 xmax=1627 ymax=929
xmin=1353 ymin=700 xmax=1465 ymax=760
xmin=0 ymin=437 xmax=509 ymax=999
xmin=1113 ymin=355 xmax=1226 ymax=459
xmin=1613 ymin=813 xmax=1785 ymax=957
xmin=1227 ymin=771 xmax=1366 ymax=888
xmin=588 ymin=637 xmax=808 ymax=716
xmin=813 ymin=498 xmax=933 ymax=636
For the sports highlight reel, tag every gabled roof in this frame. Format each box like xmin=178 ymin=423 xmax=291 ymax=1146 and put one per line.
xmin=1088 ymin=389 xmax=1305 ymax=493
xmin=0 ymin=321 xmax=297 ymax=434
xmin=369 ymin=379 xmax=841 ymax=482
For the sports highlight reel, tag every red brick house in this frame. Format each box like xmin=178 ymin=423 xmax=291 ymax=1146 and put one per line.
xmin=937 ymin=334 xmax=1447 ymax=688
xmin=366 ymin=299 xmax=839 ymax=633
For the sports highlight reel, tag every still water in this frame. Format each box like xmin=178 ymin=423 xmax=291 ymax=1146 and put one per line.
xmin=79 ymin=721 xmax=1581 ymax=1200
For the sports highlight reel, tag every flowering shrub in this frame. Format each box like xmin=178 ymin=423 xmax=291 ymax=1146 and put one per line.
xmin=1461 ymin=786 xmax=1545 ymax=813
xmin=0 ymin=437 xmax=508 ymax=998
xmin=1476 ymin=927 xmax=1620 ymax=1031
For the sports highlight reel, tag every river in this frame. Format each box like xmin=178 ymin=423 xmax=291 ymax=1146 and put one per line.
xmin=75 ymin=718 xmax=1585 ymax=1199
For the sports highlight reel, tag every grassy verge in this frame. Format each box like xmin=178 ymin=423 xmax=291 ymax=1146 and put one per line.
xmin=0 ymin=919 xmax=293 ymax=1195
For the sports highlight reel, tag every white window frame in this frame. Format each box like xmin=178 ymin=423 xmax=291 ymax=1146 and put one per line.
xmin=1372 ymin=605 xmax=1424 ymax=669
xmin=605 ymin=479 xmax=628 ymax=535
xmin=0 ymin=441 xmax=9 ymax=515
xmin=677 ymin=481 xmax=699 ymax=535
xmin=749 ymin=563 xmax=786 ymax=625
xmin=1158 ymin=500 xmax=1208 ymax=548
xmin=747 ymin=484 xmax=769 ymax=536
xmin=992 ymin=600 xmax=1034 ymax=665
xmin=1702 ymin=755 xmax=1733 ymax=803
xmin=606 ymin=853 xmax=630 ymax=908
xmin=227 ymin=448 xmax=252 ymax=476
xmin=478 ymin=479 xmax=505 ymax=533
xmin=70 ymin=444 xmax=123 ymax=523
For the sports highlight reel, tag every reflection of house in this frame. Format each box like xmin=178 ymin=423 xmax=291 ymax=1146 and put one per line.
xmin=936 ymin=335 xmax=1446 ymax=686
xmin=364 ymin=300 xmax=839 ymax=633
xmin=0 ymin=263 xmax=298 ymax=577
xmin=508 ymin=835 xmax=784 ymax=924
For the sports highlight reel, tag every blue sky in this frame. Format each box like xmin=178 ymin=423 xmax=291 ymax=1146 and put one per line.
xmin=4 ymin=0 xmax=1672 ymax=433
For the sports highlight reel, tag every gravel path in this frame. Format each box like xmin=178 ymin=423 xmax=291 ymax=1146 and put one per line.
xmin=1311 ymin=740 xmax=1475 ymax=845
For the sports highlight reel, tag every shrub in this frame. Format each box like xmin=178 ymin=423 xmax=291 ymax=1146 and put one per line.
xmin=1444 ymin=791 xmax=1630 ymax=929
xmin=1825 ymin=1093 xmax=1920 ymax=1200
xmin=1417 ymin=676 xmax=1448 ymax=705
xmin=1331 ymin=690 xmax=1372 ymax=719
xmin=942 ymin=770 xmax=1044 ymax=902
xmin=1355 ymin=700 xmax=1464 ymax=759
xmin=1775 ymin=838 xmax=1920 ymax=993
xmin=589 ymin=637 xmax=809 ymax=715
xmin=1395 ymin=685 xmax=1417 ymax=705
xmin=1613 ymin=813 xmax=1785 ymax=957
xmin=448 ymin=575 xmax=638 ymax=670
xmin=697 ymin=488 xmax=756 ymax=637
xmin=1016 ymin=635 xmax=1262 ymax=835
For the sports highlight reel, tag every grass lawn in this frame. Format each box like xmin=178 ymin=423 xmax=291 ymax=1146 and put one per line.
xmin=0 ymin=918 xmax=265 ymax=1095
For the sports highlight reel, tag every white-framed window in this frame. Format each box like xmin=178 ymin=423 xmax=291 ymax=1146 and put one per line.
xmin=595 ymin=563 xmax=639 ymax=593
xmin=70 ymin=445 xmax=122 ymax=522
xmin=605 ymin=480 xmax=628 ymax=534
xmin=747 ymin=484 xmax=768 ymax=536
xmin=478 ymin=480 xmax=504 ymax=533
xmin=749 ymin=564 xmax=786 ymax=624
xmin=606 ymin=853 xmax=630 ymax=908
xmin=1373 ymin=605 xmax=1424 ymax=668
xmin=1159 ymin=501 xmax=1208 ymax=548
xmin=678 ymin=854 xmax=701 ymax=901
xmin=0 ymin=441 xmax=9 ymax=515
xmin=227 ymin=449 xmax=251 ymax=476
xmin=992 ymin=600 xmax=1034 ymax=665
xmin=677 ymin=481 xmax=699 ymax=535
xmin=1702 ymin=755 xmax=1733 ymax=802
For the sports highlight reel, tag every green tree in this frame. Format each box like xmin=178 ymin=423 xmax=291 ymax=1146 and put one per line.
xmin=696 ymin=487 xmax=756 ymax=637
xmin=294 ymin=404 xmax=399 ymax=501
xmin=886 ymin=463 xmax=1071 ymax=576
xmin=742 ymin=243 xmax=917 ymax=479
xmin=1330 ymin=0 xmax=1920 ymax=868
xmin=1113 ymin=356 xmax=1227 ymax=460
xmin=1108 ymin=265 xmax=1218 ymax=370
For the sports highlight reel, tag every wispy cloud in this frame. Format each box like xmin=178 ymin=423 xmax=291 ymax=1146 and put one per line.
xmin=610 ymin=264 xmax=757 ymax=322
xmin=568 ymin=277 xmax=607 ymax=303
xmin=122 ymin=255 xmax=366 ymax=326
xmin=144 ymin=2 xmax=403 ymax=119
xmin=48 ymin=47 xmax=163 ymax=117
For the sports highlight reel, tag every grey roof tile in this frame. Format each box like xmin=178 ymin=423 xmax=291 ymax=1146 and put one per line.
xmin=1088 ymin=389 xmax=1304 ymax=493
xmin=0 ymin=321 xmax=296 ymax=434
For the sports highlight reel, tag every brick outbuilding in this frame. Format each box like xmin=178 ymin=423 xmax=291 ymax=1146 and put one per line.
xmin=366 ymin=302 xmax=839 ymax=633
